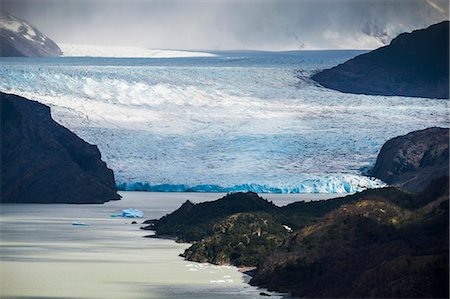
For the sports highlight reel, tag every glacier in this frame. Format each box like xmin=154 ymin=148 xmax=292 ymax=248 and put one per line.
xmin=116 ymin=175 xmax=386 ymax=194
xmin=59 ymin=43 xmax=217 ymax=58
xmin=0 ymin=51 xmax=448 ymax=193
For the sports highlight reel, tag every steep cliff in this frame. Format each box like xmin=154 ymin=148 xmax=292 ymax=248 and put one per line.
xmin=0 ymin=92 xmax=120 ymax=203
xmin=312 ymin=21 xmax=449 ymax=99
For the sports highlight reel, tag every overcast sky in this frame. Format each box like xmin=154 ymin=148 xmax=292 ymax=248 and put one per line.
xmin=1 ymin=0 xmax=449 ymax=50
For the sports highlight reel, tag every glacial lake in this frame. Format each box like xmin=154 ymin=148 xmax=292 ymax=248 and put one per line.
xmin=0 ymin=191 xmax=337 ymax=299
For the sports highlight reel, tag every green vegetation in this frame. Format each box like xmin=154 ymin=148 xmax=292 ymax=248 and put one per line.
xmin=182 ymin=212 xmax=289 ymax=266
xmin=251 ymin=177 xmax=449 ymax=298
xmin=148 ymin=192 xmax=278 ymax=242
xmin=143 ymin=185 xmax=424 ymax=267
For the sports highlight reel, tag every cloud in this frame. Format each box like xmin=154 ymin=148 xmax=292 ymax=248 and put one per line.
xmin=1 ymin=0 xmax=448 ymax=50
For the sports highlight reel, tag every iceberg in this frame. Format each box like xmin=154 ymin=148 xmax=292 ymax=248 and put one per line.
xmin=113 ymin=208 xmax=144 ymax=218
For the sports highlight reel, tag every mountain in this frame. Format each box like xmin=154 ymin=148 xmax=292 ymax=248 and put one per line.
xmin=146 ymin=179 xmax=448 ymax=297
xmin=143 ymin=192 xmax=278 ymax=242
xmin=370 ymin=127 xmax=449 ymax=192
xmin=0 ymin=11 xmax=62 ymax=57
xmin=181 ymin=212 xmax=290 ymax=266
xmin=179 ymin=188 xmax=414 ymax=267
xmin=250 ymin=177 xmax=449 ymax=298
xmin=143 ymin=187 xmax=414 ymax=267
xmin=0 ymin=92 xmax=120 ymax=203
xmin=311 ymin=21 xmax=449 ymax=99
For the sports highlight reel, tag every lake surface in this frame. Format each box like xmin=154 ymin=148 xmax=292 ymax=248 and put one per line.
xmin=0 ymin=191 xmax=336 ymax=298
xmin=1 ymin=51 xmax=447 ymax=194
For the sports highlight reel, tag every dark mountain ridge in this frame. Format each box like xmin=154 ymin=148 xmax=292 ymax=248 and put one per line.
xmin=250 ymin=177 xmax=449 ymax=298
xmin=0 ymin=92 xmax=120 ymax=203
xmin=0 ymin=11 xmax=62 ymax=57
xmin=311 ymin=21 xmax=449 ymax=99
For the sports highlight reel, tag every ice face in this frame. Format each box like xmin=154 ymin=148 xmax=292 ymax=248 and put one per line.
xmin=0 ymin=52 xmax=448 ymax=193
xmin=116 ymin=175 xmax=386 ymax=193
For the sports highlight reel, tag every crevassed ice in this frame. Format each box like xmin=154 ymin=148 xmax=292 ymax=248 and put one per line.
xmin=0 ymin=53 xmax=448 ymax=193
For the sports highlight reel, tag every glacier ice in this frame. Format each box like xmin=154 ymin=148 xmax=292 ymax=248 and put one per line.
xmin=59 ymin=43 xmax=217 ymax=58
xmin=116 ymin=175 xmax=386 ymax=194
xmin=0 ymin=52 xmax=448 ymax=194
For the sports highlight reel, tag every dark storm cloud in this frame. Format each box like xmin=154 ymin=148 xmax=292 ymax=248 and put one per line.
xmin=1 ymin=0 xmax=448 ymax=50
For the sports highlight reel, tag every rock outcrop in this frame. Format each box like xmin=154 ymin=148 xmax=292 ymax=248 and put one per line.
xmin=0 ymin=92 xmax=120 ymax=203
xmin=311 ymin=21 xmax=449 ymax=99
xmin=370 ymin=127 xmax=449 ymax=192
xmin=0 ymin=11 xmax=62 ymax=57
xmin=144 ymin=192 xmax=278 ymax=242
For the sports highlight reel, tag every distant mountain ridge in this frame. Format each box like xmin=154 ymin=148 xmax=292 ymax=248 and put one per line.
xmin=0 ymin=11 xmax=62 ymax=57
xmin=0 ymin=92 xmax=120 ymax=203
xmin=312 ymin=21 xmax=449 ymax=99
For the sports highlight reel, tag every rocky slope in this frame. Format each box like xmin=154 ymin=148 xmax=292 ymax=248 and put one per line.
xmin=146 ymin=179 xmax=448 ymax=297
xmin=0 ymin=11 xmax=62 ymax=57
xmin=143 ymin=187 xmax=414 ymax=267
xmin=143 ymin=192 xmax=278 ymax=242
xmin=250 ymin=177 xmax=449 ymax=298
xmin=311 ymin=21 xmax=449 ymax=99
xmin=370 ymin=127 xmax=449 ymax=192
xmin=0 ymin=92 xmax=120 ymax=203
xmin=182 ymin=212 xmax=290 ymax=266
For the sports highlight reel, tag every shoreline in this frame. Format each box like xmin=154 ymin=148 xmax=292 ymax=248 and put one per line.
xmin=1 ymin=191 xmax=281 ymax=299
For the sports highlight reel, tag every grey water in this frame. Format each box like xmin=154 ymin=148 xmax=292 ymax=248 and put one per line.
xmin=1 ymin=191 xmax=336 ymax=299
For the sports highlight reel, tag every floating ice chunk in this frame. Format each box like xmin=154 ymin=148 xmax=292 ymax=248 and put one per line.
xmin=121 ymin=208 xmax=144 ymax=218
xmin=210 ymin=279 xmax=226 ymax=283
xmin=111 ymin=208 xmax=144 ymax=218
